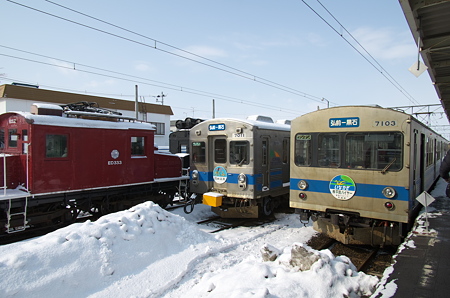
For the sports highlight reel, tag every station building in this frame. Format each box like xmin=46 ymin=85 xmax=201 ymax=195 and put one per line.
xmin=0 ymin=84 xmax=173 ymax=148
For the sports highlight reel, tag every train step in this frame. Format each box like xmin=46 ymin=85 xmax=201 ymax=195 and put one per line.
xmin=5 ymin=197 xmax=29 ymax=233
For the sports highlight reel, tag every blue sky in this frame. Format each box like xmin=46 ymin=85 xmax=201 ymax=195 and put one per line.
xmin=0 ymin=0 xmax=447 ymax=135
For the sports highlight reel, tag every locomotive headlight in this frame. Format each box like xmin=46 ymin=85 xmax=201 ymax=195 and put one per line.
xmin=192 ymin=170 xmax=199 ymax=185
xmin=298 ymin=180 xmax=308 ymax=190
xmin=382 ymin=187 xmax=396 ymax=198
xmin=238 ymin=173 xmax=247 ymax=189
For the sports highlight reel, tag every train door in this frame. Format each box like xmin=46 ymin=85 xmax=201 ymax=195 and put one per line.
xmin=412 ymin=130 xmax=418 ymax=198
xmin=420 ymin=133 xmax=425 ymax=192
xmin=261 ymin=137 xmax=269 ymax=191
xmin=211 ymin=136 xmax=228 ymax=190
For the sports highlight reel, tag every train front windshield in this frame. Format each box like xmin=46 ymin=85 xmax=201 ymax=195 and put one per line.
xmin=295 ymin=132 xmax=403 ymax=170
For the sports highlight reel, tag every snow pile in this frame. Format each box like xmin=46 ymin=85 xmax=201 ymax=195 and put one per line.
xmin=0 ymin=202 xmax=219 ymax=297
xmin=0 ymin=201 xmax=380 ymax=298
xmin=185 ymin=242 xmax=378 ymax=297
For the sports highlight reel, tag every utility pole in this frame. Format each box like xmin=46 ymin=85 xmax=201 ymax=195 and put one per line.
xmin=155 ymin=92 xmax=166 ymax=105
xmin=135 ymin=85 xmax=139 ymax=120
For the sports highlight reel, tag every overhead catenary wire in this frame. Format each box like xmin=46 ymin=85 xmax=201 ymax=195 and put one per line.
xmin=5 ymin=0 xmax=334 ymax=106
xmin=301 ymin=0 xmax=421 ymax=106
xmin=0 ymin=50 xmax=301 ymax=116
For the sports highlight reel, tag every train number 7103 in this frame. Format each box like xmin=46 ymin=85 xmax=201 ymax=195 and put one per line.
xmin=374 ymin=120 xmax=397 ymax=127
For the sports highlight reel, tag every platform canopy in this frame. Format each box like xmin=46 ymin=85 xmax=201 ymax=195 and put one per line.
xmin=399 ymin=0 xmax=450 ymax=122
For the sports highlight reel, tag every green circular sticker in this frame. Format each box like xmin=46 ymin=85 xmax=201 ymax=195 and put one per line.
xmin=329 ymin=175 xmax=356 ymax=200
xmin=213 ymin=166 xmax=227 ymax=184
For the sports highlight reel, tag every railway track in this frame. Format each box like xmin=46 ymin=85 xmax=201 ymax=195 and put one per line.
xmin=196 ymin=216 xmax=275 ymax=233
xmin=307 ymin=233 xmax=395 ymax=276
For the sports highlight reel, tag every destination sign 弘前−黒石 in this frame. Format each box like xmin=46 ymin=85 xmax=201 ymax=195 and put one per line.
xmin=329 ymin=117 xmax=359 ymax=128
xmin=209 ymin=124 xmax=226 ymax=131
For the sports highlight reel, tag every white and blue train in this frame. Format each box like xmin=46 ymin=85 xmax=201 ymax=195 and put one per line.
xmin=189 ymin=116 xmax=290 ymax=218
xmin=290 ymin=106 xmax=447 ymax=246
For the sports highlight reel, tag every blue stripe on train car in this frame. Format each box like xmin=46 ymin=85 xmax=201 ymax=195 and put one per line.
xmin=193 ymin=171 xmax=258 ymax=185
xmin=290 ymin=178 xmax=409 ymax=201
xmin=194 ymin=171 xmax=285 ymax=189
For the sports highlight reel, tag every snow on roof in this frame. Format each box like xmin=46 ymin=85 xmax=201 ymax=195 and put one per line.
xmin=32 ymin=103 xmax=63 ymax=110
xmin=13 ymin=111 xmax=155 ymax=130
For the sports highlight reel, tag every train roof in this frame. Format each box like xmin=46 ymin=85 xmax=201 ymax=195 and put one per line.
xmin=2 ymin=111 xmax=156 ymax=131
xmin=200 ymin=117 xmax=290 ymax=132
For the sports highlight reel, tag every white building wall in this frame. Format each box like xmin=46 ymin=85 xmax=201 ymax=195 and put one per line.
xmin=0 ymin=98 xmax=170 ymax=148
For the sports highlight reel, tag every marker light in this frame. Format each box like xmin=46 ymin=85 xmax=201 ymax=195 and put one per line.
xmin=299 ymin=193 xmax=307 ymax=200
xmin=384 ymin=202 xmax=395 ymax=210
xmin=298 ymin=180 xmax=308 ymax=190
xmin=382 ymin=187 xmax=396 ymax=198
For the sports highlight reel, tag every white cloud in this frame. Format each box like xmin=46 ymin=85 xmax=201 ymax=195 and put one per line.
xmin=350 ymin=27 xmax=416 ymax=60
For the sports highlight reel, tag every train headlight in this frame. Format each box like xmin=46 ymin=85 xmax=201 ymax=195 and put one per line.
xmin=382 ymin=187 xmax=396 ymax=198
xmin=238 ymin=173 xmax=247 ymax=189
xmin=298 ymin=180 xmax=308 ymax=190
xmin=192 ymin=170 xmax=199 ymax=185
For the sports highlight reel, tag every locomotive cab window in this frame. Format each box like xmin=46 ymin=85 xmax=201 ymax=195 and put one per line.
xmin=230 ymin=141 xmax=249 ymax=165
xmin=131 ymin=137 xmax=145 ymax=156
xmin=46 ymin=134 xmax=68 ymax=158
xmin=0 ymin=129 xmax=4 ymax=149
xmin=192 ymin=141 xmax=206 ymax=163
xmin=345 ymin=132 xmax=402 ymax=171
xmin=8 ymin=129 xmax=18 ymax=148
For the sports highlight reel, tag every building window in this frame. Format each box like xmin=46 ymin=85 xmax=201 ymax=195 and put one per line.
xmin=150 ymin=122 xmax=165 ymax=135
xmin=46 ymin=134 xmax=68 ymax=158
xmin=131 ymin=137 xmax=145 ymax=156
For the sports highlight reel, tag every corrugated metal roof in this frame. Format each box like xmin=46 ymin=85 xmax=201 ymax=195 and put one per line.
xmin=0 ymin=84 xmax=173 ymax=116
xmin=399 ymin=0 xmax=450 ymax=121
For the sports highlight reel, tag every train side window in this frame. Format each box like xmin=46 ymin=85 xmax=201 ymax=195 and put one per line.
xmin=214 ymin=139 xmax=227 ymax=163
xmin=46 ymin=134 xmax=68 ymax=158
xmin=192 ymin=141 xmax=206 ymax=163
xmin=345 ymin=132 xmax=402 ymax=171
xmin=318 ymin=134 xmax=340 ymax=167
xmin=262 ymin=140 xmax=268 ymax=166
xmin=8 ymin=129 xmax=18 ymax=148
xmin=282 ymin=138 xmax=289 ymax=164
xmin=131 ymin=137 xmax=145 ymax=156
xmin=230 ymin=141 xmax=249 ymax=165
xmin=294 ymin=134 xmax=312 ymax=166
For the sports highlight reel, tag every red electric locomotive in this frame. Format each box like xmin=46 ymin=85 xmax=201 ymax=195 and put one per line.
xmin=0 ymin=103 xmax=189 ymax=238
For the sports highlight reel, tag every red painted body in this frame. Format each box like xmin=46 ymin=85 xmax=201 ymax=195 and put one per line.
xmin=0 ymin=112 xmax=182 ymax=194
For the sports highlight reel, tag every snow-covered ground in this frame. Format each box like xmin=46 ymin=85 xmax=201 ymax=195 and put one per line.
xmin=0 ymin=180 xmax=446 ymax=298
